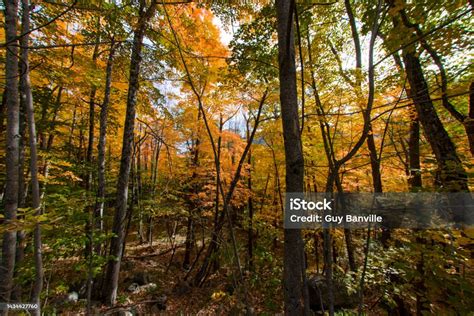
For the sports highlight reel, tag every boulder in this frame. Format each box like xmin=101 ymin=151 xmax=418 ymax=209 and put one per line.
xmin=127 ymin=282 xmax=140 ymax=293
xmin=66 ymin=292 xmax=79 ymax=303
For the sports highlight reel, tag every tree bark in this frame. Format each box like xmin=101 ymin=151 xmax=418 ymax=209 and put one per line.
xmin=276 ymin=0 xmax=306 ymax=314
xmin=246 ymin=119 xmax=254 ymax=271
xmin=95 ymin=40 xmax=116 ymax=252
xmin=102 ymin=1 xmax=157 ymax=305
xmin=344 ymin=0 xmax=380 ymax=268
xmin=183 ymin=112 xmax=202 ymax=269
xmin=408 ymin=107 xmax=422 ymax=190
xmin=20 ymin=0 xmax=44 ymax=309
xmin=399 ymin=9 xmax=474 ymax=157
xmin=467 ymin=82 xmax=474 ymax=156
xmin=0 ymin=87 xmax=6 ymax=137
xmin=0 ymin=0 xmax=20 ymax=304
xmin=402 ymin=52 xmax=468 ymax=192
xmin=90 ymin=40 xmax=116 ymax=303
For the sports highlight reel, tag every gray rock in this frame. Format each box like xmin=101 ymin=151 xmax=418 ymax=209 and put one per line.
xmin=66 ymin=291 xmax=79 ymax=303
xmin=141 ymin=283 xmax=157 ymax=292
xmin=127 ymin=282 xmax=140 ymax=293
xmin=117 ymin=309 xmax=133 ymax=316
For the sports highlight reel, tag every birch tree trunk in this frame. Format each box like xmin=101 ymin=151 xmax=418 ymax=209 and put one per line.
xmin=0 ymin=0 xmax=20 ymax=304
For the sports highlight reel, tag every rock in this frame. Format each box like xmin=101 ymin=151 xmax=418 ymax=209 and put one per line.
xmin=128 ymin=282 xmax=157 ymax=294
xmin=69 ymin=281 xmax=87 ymax=297
xmin=117 ymin=309 xmax=133 ymax=316
xmin=141 ymin=283 xmax=157 ymax=292
xmin=66 ymin=291 xmax=79 ymax=303
xmin=308 ymin=275 xmax=357 ymax=312
xmin=127 ymin=282 xmax=140 ymax=293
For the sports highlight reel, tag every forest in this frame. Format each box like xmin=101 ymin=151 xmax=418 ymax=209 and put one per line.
xmin=0 ymin=0 xmax=473 ymax=314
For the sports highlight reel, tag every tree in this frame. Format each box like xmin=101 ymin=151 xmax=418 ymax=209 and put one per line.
xmin=20 ymin=0 xmax=44 ymax=308
xmin=386 ymin=0 xmax=470 ymax=192
xmin=102 ymin=0 xmax=158 ymax=305
xmin=0 ymin=0 xmax=20 ymax=303
xmin=275 ymin=0 xmax=307 ymax=314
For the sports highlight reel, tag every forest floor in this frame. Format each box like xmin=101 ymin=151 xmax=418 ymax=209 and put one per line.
xmin=49 ymin=230 xmax=268 ymax=315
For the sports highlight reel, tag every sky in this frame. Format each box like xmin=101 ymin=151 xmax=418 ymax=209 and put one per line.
xmin=212 ymin=16 xmax=234 ymax=47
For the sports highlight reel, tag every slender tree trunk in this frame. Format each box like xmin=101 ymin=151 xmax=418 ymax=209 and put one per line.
xmin=345 ymin=0 xmax=383 ymax=194
xmin=148 ymin=138 xmax=162 ymax=246
xmin=68 ymin=102 xmax=78 ymax=159
xmin=95 ymin=40 xmax=116 ymax=252
xmin=246 ymin=120 xmax=254 ymax=271
xmin=102 ymin=1 xmax=157 ymax=305
xmin=211 ymin=114 xmax=223 ymax=273
xmin=276 ymin=0 xmax=306 ymax=314
xmin=85 ymin=18 xmax=101 ymax=191
xmin=367 ymin=128 xmax=383 ymax=192
xmin=467 ymin=82 xmax=474 ymax=156
xmin=20 ymin=0 xmax=43 ymax=309
xmin=408 ymin=107 xmax=422 ymax=190
xmin=184 ymin=112 xmax=202 ymax=269
xmin=0 ymin=87 xmax=6 ymax=136
xmin=85 ymin=87 xmax=96 ymax=188
xmin=18 ymin=98 xmax=26 ymax=208
xmin=90 ymin=41 xmax=116 ymax=303
xmin=0 ymin=0 xmax=20 ymax=304
xmin=324 ymin=175 xmax=336 ymax=316
xmin=86 ymin=86 xmax=98 ymax=189
xmin=84 ymin=39 xmax=100 ymax=272
xmin=14 ymin=47 xmax=27 ymax=302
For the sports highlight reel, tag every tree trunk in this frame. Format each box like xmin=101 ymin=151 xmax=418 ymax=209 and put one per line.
xmin=399 ymin=9 xmax=473 ymax=157
xmin=184 ymin=112 xmax=202 ymax=269
xmin=402 ymin=52 xmax=468 ymax=192
xmin=408 ymin=107 xmax=422 ymax=190
xmin=0 ymin=87 xmax=6 ymax=136
xmin=246 ymin=120 xmax=254 ymax=271
xmin=85 ymin=17 xmax=101 ymax=190
xmin=467 ymin=82 xmax=474 ymax=156
xmin=102 ymin=1 xmax=157 ymax=305
xmin=14 ymin=37 xmax=27 ymax=302
xmin=276 ymin=0 xmax=306 ymax=314
xmin=84 ymin=39 xmax=100 ymax=269
xmin=95 ymin=40 xmax=116 ymax=253
xmin=0 ymin=0 xmax=20 ymax=303
xmin=20 ymin=0 xmax=43 ymax=309
xmin=90 ymin=41 xmax=116 ymax=303
xmin=367 ymin=127 xmax=383 ymax=192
